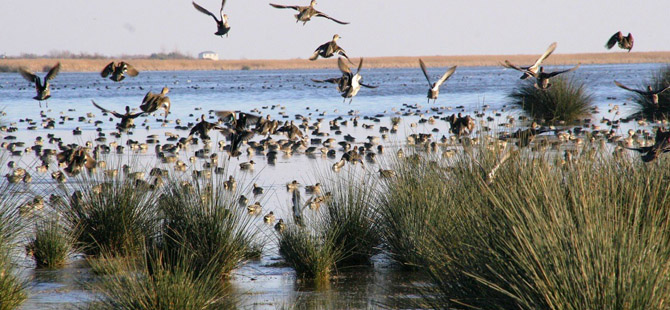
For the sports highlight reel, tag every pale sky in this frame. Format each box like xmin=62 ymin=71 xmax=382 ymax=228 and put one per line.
xmin=1 ymin=0 xmax=666 ymax=59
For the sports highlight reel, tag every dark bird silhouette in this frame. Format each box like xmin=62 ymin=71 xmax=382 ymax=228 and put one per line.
xmin=140 ymin=87 xmax=171 ymax=121
xmin=508 ymin=122 xmax=552 ymax=148
xmin=625 ymin=127 xmax=670 ymax=162
xmin=309 ymin=34 xmax=350 ymax=61
xmin=91 ymin=100 xmax=145 ymax=132
xmin=614 ymin=81 xmax=670 ymax=106
xmin=193 ymin=0 xmax=231 ymax=37
xmin=101 ymin=61 xmax=139 ymax=82
xmin=311 ymin=77 xmax=348 ymax=92
xmin=531 ymin=64 xmax=580 ymax=90
xmin=502 ymin=42 xmax=557 ymax=80
xmin=277 ymin=121 xmax=304 ymax=140
xmin=446 ymin=113 xmax=475 ymax=136
xmin=419 ymin=59 xmax=456 ymax=103
xmin=19 ymin=62 xmax=61 ymax=107
xmin=57 ymin=146 xmax=96 ymax=176
xmin=269 ymin=0 xmax=349 ymax=25
xmin=606 ymin=31 xmax=634 ymax=52
xmin=186 ymin=114 xmax=224 ymax=142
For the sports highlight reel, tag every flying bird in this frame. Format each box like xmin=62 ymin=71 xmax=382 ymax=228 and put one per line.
xmin=269 ymin=0 xmax=349 ymax=25
xmin=625 ymin=127 xmax=670 ymax=162
xmin=502 ymin=42 xmax=557 ymax=80
xmin=140 ymin=87 xmax=171 ymax=121
xmin=531 ymin=64 xmax=581 ymax=90
xmin=91 ymin=100 xmax=145 ymax=132
xmin=606 ymin=31 xmax=634 ymax=52
xmin=309 ymin=34 xmax=350 ymax=62
xmin=19 ymin=62 xmax=61 ymax=107
xmin=101 ymin=62 xmax=139 ymax=82
xmin=614 ymin=81 xmax=670 ymax=106
xmin=336 ymin=57 xmax=377 ymax=103
xmin=186 ymin=114 xmax=224 ymax=142
xmin=419 ymin=59 xmax=457 ymax=103
xmin=192 ymin=0 xmax=231 ymax=37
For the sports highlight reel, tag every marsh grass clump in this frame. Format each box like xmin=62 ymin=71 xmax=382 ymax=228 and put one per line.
xmin=510 ymin=77 xmax=594 ymax=124
xmin=90 ymin=249 xmax=235 ymax=310
xmin=55 ymin=178 xmax=160 ymax=257
xmin=157 ymin=178 xmax=259 ymax=279
xmin=278 ymin=225 xmax=341 ymax=284
xmin=27 ymin=218 xmax=72 ymax=268
xmin=626 ymin=65 xmax=670 ymax=120
xmin=383 ymin=146 xmax=670 ymax=309
xmin=0 ymin=188 xmax=28 ymax=309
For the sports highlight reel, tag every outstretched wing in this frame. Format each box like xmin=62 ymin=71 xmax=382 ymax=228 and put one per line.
xmin=360 ymin=83 xmax=378 ymax=89
xmin=652 ymin=84 xmax=670 ymax=95
xmin=614 ymin=81 xmax=647 ymax=95
xmin=502 ymin=60 xmax=525 ymax=72
xmin=315 ymin=11 xmax=350 ymax=24
xmin=91 ymin=100 xmax=123 ymax=118
xmin=605 ymin=31 xmax=622 ymax=49
xmin=121 ymin=62 xmax=139 ymax=77
xmin=338 ymin=57 xmax=351 ymax=75
xmin=546 ymin=63 xmax=580 ymax=78
xmin=435 ymin=65 xmax=457 ymax=87
xmin=418 ymin=59 xmax=433 ymax=87
xmin=531 ymin=42 xmax=557 ymax=69
xmin=626 ymin=33 xmax=634 ymax=50
xmin=269 ymin=3 xmax=300 ymax=10
xmin=220 ymin=0 xmax=227 ymax=16
xmin=18 ymin=68 xmax=37 ymax=83
xmin=193 ymin=1 xmax=220 ymax=22
xmin=215 ymin=110 xmax=237 ymax=123
xmin=45 ymin=63 xmax=62 ymax=82
xmin=356 ymin=58 xmax=364 ymax=74
xmin=312 ymin=77 xmax=341 ymax=84
xmin=101 ymin=62 xmax=115 ymax=78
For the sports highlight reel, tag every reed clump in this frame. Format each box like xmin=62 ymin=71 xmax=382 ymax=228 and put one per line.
xmin=510 ymin=77 xmax=594 ymax=124
xmin=626 ymin=65 xmax=670 ymax=120
xmin=0 ymin=187 xmax=27 ymax=310
xmin=27 ymin=218 xmax=72 ymax=268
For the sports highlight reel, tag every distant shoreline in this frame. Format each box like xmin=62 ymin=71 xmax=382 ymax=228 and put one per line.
xmin=1 ymin=52 xmax=669 ymax=72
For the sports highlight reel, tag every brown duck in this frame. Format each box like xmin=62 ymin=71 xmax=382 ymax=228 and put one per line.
xmin=270 ymin=0 xmax=349 ymax=25
xmin=101 ymin=62 xmax=139 ymax=82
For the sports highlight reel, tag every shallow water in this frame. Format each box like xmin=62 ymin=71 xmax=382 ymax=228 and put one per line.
xmin=0 ymin=63 xmax=664 ymax=309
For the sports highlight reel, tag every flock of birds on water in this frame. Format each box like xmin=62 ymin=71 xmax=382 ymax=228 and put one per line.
xmin=5 ymin=1 xmax=670 ymax=226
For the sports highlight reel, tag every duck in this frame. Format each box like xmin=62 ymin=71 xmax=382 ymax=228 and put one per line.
xmin=309 ymin=34 xmax=350 ymax=61
xmin=186 ymin=114 xmax=223 ymax=142
xmin=269 ymin=0 xmax=349 ymax=25
xmin=253 ymin=183 xmax=264 ymax=195
xmin=286 ymin=180 xmax=300 ymax=192
xmin=247 ymin=201 xmax=262 ymax=215
xmin=336 ymin=57 xmax=377 ymax=104
xmin=239 ymin=160 xmax=255 ymax=170
xmin=91 ymin=100 xmax=145 ymax=132
xmin=140 ymin=87 xmax=171 ymax=121
xmin=614 ymin=81 xmax=670 ymax=107
xmin=305 ymin=182 xmax=321 ymax=194
xmin=625 ymin=127 xmax=670 ymax=162
xmin=56 ymin=146 xmax=96 ymax=176
xmin=419 ymin=59 xmax=456 ymax=103
xmin=19 ymin=62 xmax=61 ymax=107
xmin=531 ymin=64 xmax=581 ymax=90
xmin=274 ymin=219 xmax=286 ymax=232
xmin=502 ymin=42 xmax=557 ymax=80
xmin=192 ymin=0 xmax=231 ymax=37
xmin=263 ymin=211 xmax=276 ymax=223
xmin=100 ymin=61 xmax=139 ymax=82
xmin=606 ymin=31 xmax=634 ymax=52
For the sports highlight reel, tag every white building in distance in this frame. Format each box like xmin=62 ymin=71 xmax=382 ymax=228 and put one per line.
xmin=198 ymin=51 xmax=219 ymax=60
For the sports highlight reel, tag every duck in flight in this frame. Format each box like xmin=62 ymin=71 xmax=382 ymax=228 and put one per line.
xmin=91 ymin=100 xmax=145 ymax=132
xmin=625 ymin=127 xmax=670 ymax=162
xmin=309 ymin=34 xmax=350 ymax=62
xmin=502 ymin=42 xmax=557 ymax=80
xmin=513 ymin=64 xmax=580 ymax=90
xmin=269 ymin=0 xmax=349 ymax=25
xmin=614 ymin=81 xmax=670 ymax=107
xmin=101 ymin=62 xmax=139 ymax=82
xmin=140 ymin=87 xmax=171 ymax=121
xmin=337 ymin=57 xmax=377 ymax=103
xmin=192 ymin=0 xmax=231 ymax=37
xmin=606 ymin=31 xmax=634 ymax=52
xmin=19 ymin=62 xmax=61 ymax=107
xmin=419 ymin=59 xmax=456 ymax=103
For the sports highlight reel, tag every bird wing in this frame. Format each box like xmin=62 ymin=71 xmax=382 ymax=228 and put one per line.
xmin=314 ymin=11 xmax=350 ymax=24
xmin=531 ymin=42 xmax=557 ymax=69
xmin=45 ymin=63 xmax=61 ymax=82
xmin=624 ymin=146 xmax=653 ymax=154
xmin=360 ymin=83 xmax=378 ymax=89
xmin=239 ymin=112 xmax=262 ymax=128
xmin=502 ymin=60 xmax=526 ymax=72
xmin=18 ymin=68 xmax=37 ymax=83
xmin=128 ymin=111 xmax=145 ymax=119
xmin=418 ymin=59 xmax=433 ymax=87
xmin=435 ymin=65 xmax=457 ymax=87
xmin=121 ymin=62 xmax=139 ymax=77
xmin=269 ymin=3 xmax=299 ymax=10
xmin=652 ymin=84 xmax=670 ymax=95
xmin=614 ymin=81 xmax=647 ymax=95
xmin=338 ymin=57 xmax=351 ymax=75
xmin=546 ymin=63 xmax=580 ymax=78
xmin=356 ymin=58 xmax=364 ymax=74
xmin=101 ymin=62 xmax=115 ymax=78
xmin=220 ymin=0 xmax=227 ymax=17
xmin=193 ymin=1 xmax=220 ymax=22
xmin=91 ymin=100 xmax=123 ymax=118
xmin=311 ymin=78 xmax=341 ymax=84
xmin=215 ymin=110 xmax=237 ymax=123
xmin=626 ymin=33 xmax=634 ymax=50
xmin=605 ymin=31 xmax=622 ymax=49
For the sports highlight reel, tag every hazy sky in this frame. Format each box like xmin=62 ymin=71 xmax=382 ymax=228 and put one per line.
xmin=1 ymin=0 xmax=666 ymax=59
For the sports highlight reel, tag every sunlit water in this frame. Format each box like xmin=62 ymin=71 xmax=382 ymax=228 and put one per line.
xmin=0 ymin=63 xmax=664 ymax=309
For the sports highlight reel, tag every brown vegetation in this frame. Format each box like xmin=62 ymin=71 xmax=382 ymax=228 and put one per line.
xmin=1 ymin=51 xmax=669 ymax=72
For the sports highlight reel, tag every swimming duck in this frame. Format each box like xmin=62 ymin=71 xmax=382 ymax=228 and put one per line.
xmin=336 ymin=57 xmax=377 ymax=104
xmin=305 ymin=182 xmax=321 ymax=194
xmin=101 ymin=62 xmax=139 ymax=82
xmin=419 ymin=59 xmax=456 ymax=103
xmin=274 ymin=219 xmax=286 ymax=232
xmin=192 ymin=0 xmax=231 ymax=37
xmin=606 ymin=31 xmax=634 ymax=52
xmin=140 ymin=87 xmax=171 ymax=121
xmin=531 ymin=64 xmax=581 ymax=90
xmin=269 ymin=0 xmax=349 ymax=25
xmin=247 ymin=201 xmax=262 ymax=215
xmin=614 ymin=81 xmax=670 ymax=107
xmin=502 ymin=42 xmax=557 ymax=80
xmin=91 ymin=100 xmax=145 ymax=131
xmin=309 ymin=34 xmax=350 ymax=61
xmin=253 ymin=183 xmax=264 ymax=195
xmin=239 ymin=160 xmax=255 ymax=170
xmin=264 ymin=211 xmax=276 ymax=223
xmin=19 ymin=62 xmax=61 ymax=107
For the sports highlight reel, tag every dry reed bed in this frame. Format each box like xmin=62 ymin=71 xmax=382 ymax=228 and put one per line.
xmin=1 ymin=51 xmax=670 ymax=72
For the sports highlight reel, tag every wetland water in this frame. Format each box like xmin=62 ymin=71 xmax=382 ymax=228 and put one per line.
xmin=0 ymin=63 xmax=663 ymax=309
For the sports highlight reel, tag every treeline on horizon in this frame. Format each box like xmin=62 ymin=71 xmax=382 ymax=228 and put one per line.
xmin=2 ymin=50 xmax=194 ymax=60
